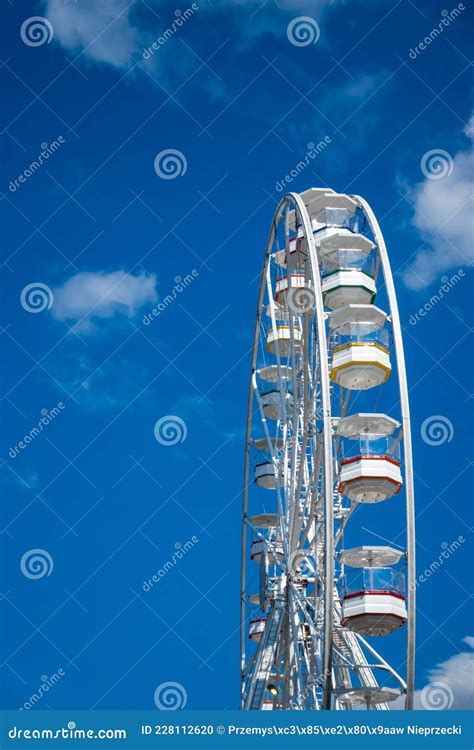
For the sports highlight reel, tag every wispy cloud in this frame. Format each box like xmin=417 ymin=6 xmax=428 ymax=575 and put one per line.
xmin=51 ymin=270 xmax=158 ymax=332
xmin=41 ymin=0 xmax=389 ymax=74
xmin=281 ymin=69 xmax=391 ymax=153
xmin=55 ymin=354 xmax=152 ymax=411
xmin=393 ymin=636 xmax=474 ymax=710
xmin=402 ymin=116 xmax=474 ymax=290
xmin=43 ymin=0 xmax=141 ymax=69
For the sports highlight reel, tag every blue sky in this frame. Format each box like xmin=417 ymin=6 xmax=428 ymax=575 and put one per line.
xmin=0 ymin=0 xmax=472 ymax=711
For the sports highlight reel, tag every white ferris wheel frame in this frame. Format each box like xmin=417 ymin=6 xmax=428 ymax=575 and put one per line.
xmin=240 ymin=190 xmax=416 ymax=710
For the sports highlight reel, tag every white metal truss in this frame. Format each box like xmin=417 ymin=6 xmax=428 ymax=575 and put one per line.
xmin=241 ymin=189 xmax=415 ymax=711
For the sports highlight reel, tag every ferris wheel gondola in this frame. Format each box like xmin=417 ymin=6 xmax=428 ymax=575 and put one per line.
xmin=241 ymin=188 xmax=415 ymax=711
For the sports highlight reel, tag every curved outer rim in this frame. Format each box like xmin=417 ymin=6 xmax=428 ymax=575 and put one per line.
xmin=240 ymin=210 xmax=277 ymax=705
xmin=240 ymin=193 xmax=334 ymax=709
xmin=352 ymin=194 xmax=416 ymax=710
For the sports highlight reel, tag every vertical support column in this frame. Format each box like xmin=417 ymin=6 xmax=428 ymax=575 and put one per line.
xmin=290 ymin=193 xmax=334 ymax=710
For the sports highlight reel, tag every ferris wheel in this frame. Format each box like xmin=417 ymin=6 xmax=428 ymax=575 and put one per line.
xmin=241 ymin=188 xmax=416 ymax=711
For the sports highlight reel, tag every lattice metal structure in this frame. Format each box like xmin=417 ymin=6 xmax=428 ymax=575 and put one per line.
xmin=241 ymin=189 xmax=415 ymax=711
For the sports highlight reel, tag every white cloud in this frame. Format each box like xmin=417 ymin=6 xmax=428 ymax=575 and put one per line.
xmin=402 ymin=118 xmax=474 ymax=290
xmin=51 ymin=270 xmax=158 ymax=331
xmin=41 ymin=0 xmax=390 ymax=72
xmin=415 ymin=636 xmax=474 ymax=709
xmin=43 ymin=0 xmax=141 ymax=69
xmin=341 ymin=73 xmax=385 ymax=99
xmin=463 ymin=114 xmax=474 ymax=139
xmin=392 ymin=636 xmax=474 ymax=710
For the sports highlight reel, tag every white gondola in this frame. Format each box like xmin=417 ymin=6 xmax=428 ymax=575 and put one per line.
xmin=336 ymin=687 xmax=403 ymax=709
xmin=337 ymin=413 xmax=402 ymax=503
xmin=258 ymin=364 xmax=293 ymax=383
xmin=249 ymin=513 xmax=279 ymax=529
xmin=274 ymin=273 xmax=313 ymax=308
xmin=275 ymin=230 xmax=308 ymax=269
xmin=289 ymin=188 xmax=358 ymax=235
xmin=329 ymin=305 xmax=391 ymax=390
xmin=254 ymin=461 xmax=278 ymax=489
xmin=249 ymin=618 xmax=266 ymax=642
xmin=317 ymin=229 xmax=375 ymax=257
xmin=321 ymin=250 xmax=376 ymax=309
xmin=340 ymin=546 xmax=403 ymax=569
xmin=265 ymin=302 xmax=290 ymax=320
xmin=253 ymin=436 xmax=284 ymax=451
xmin=266 ymin=324 xmax=302 ymax=356
xmin=260 ymin=390 xmax=293 ymax=420
xmin=322 ymin=268 xmax=376 ymax=309
xmin=341 ymin=564 xmax=407 ymax=636
xmin=250 ymin=539 xmax=284 ymax=565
